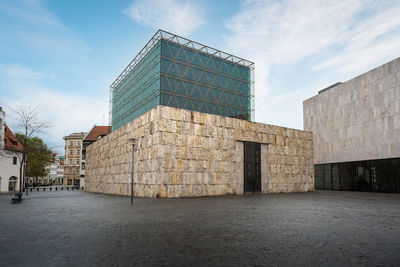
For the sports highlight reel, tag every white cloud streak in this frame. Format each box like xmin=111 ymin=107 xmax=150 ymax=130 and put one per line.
xmin=223 ymin=0 xmax=400 ymax=129
xmin=124 ymin=0 xmax=206 ymax=35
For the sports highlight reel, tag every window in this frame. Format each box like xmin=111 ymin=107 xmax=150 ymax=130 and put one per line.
xmin=68 ymin=179 xmax=72 ymax=185
xmin=12 ymin=157 xmax=17 ymax=165
xmin=69 ymin=149 xmax=72 ymax=155
xmin=81 ymin=162 xmax=85 ymax=170
xmin=77 ymin=149 xmax=80 ymax=155
xmin=77 ymin=141 xmax=81 ymax=146
xmin=70 ymin=141 xmax=73 ymax=146
xmin=69 ymin=159 xmax=72 ymax=165
xmin=76 ymin=167 xmax=79 ymax=173
xmin=76 ymin=159 xmax=79 ymax=165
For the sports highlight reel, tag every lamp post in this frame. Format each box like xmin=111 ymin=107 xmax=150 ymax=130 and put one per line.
xmin=129 ymin=138 xmax=136 ymax=204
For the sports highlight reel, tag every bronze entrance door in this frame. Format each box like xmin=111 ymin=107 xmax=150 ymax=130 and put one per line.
xmin=244 ymin=142 xmax=261 ymax=193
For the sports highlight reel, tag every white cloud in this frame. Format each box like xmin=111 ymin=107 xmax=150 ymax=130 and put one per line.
xmin=0 ymin=0 xmax=65 ymax=30
xmin=0 ymin=63 xmax=43 ymax=80
xmin=223 ymin=0 xmax=400 ymax=129
xmin=124 ymin=0 xmax=206 ymax=36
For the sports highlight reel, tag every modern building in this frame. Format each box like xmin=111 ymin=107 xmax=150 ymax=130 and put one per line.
xmin=304 ymin=57 xmax=400 ymax=193
xmin=0 ymin=107 xmax=24 ymax=193
xmin=63 ymin=132 xmax=86 ymax=186
xmin=110 ymin=30 xmax=254 ymax=131
xmin=86 ymin=30 xmax=314 ymax=198
xmin=81 ymin=125 xmax=111 ymax=188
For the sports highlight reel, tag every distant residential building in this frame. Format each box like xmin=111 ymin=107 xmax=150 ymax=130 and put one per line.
xmin=81 ymin=126 xmax=111 ymax=188
xmin=43 ymin=153 xmax=59 ymax=184
xmin=0 ymin=107 xmax=24 ymax=193
xmin=63 ymin=132 xmax=86 ymax=186
xmin=57 ymin=156 xmax=64 ymax=184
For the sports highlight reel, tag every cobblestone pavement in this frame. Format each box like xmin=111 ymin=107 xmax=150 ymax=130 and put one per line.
xmin=1 ymin=190 xmax=400 ymax=266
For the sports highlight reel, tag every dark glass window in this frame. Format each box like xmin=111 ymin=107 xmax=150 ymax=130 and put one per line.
xmin=315 ymin=158 xmax=400 ymax=193
xmin=332 ymin=163 xmax=340 ymax=190
xmin=314 ymin=165 xmax=324 ymax=189
xmin=12 ymin=156 xmax=17 ymax=165
xmin=323 ymin=164 xmax=332 ymax=190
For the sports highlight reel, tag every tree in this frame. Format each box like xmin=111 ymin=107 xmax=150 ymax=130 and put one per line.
xmin=11 ymin=105 xmax=51 ymax=195
xmin=15 ymin=134 xmax=55 ymax=185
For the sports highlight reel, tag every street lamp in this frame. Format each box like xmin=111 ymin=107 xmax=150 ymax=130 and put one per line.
xmin=129 ymin=138 xmax=136 ymax=204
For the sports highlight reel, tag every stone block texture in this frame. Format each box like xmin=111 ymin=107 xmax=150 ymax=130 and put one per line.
xmin=85 ymin=106 xmax=314 ymax=197
xmin=304 ymin=57 xmax=400 ymax=164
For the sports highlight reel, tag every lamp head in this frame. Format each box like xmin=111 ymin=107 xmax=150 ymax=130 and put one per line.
xmin=129 ymin=138 xmax=136 ymax=145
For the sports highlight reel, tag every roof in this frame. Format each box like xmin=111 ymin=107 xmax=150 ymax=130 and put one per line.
xmin=4 ymin=123 xmax=24 ymax=153
xmin=318 ymin=82 xmax=343 ymax=94
xmin=84 ymin=126 xmax=111 ymax=141
xmin=63 ymin=132 xmax=87 ymax=139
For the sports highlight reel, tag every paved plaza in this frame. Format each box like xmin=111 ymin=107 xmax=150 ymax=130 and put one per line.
xmin=0 ymin=190 xmax=399 ymax=266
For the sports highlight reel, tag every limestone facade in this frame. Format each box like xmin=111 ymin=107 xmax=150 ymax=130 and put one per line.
xmin=303 ymin=57 xmax=400 ymax=164
xmin=85 ymin=106 xmax=314 ymax=197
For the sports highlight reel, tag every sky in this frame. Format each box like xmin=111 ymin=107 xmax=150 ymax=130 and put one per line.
xmin=1 ymin=0 xmax=400 ymax=154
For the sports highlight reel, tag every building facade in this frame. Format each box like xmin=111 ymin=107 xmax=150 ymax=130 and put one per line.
xmin=43 ymin=153 xmax=58 ymax=184
xmin=304 ymin=57 xmax=400 ymax=193
xmin=0 ymin=107 xmax=23 ymax=193
xmin=85 ymin=31 xmax=314 ymax=198
xmin=86 ymin=106 xmax=314 ymax=197
xmin=63 ymin=132 xmax=86 ymax=186
xmin=57 ymin=156 xmax=64 ymax=184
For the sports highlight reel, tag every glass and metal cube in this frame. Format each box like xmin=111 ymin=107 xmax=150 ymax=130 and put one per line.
xmin=110 ymin=30 xmax=255 ymax=131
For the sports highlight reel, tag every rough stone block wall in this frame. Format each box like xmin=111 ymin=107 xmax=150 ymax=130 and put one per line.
xmin=304 ymin=57 xmax=400 ymax=164
xmin=86 ymin=106 xmax=314 ymax=197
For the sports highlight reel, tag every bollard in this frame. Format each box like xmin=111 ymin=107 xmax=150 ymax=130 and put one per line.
xmin=44 ymin=188 xmax=46 ymax=191
xmin=72 ymin=187 xmax=74 ymax=191
xmin=67 ymin=187 xmax=68 ymax=190
xmin=37 ymin=188 xmax=39 ymax=191
xmin=50 ymin=187 xmax=52 ymax=191
xmin=61 ymin=187 xmax=63 ymax=190
xmin=30 ymin=188 xmax=32 ymax=192
xmin=56 ymin=187 xmax=58 ymax=191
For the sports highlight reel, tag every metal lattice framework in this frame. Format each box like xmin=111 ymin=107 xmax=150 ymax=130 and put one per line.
xmin=110 ymin=29 xmax=254 ymax=90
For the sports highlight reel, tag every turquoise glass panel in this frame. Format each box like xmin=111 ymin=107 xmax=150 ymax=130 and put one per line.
xmin=111 ymin=42 xmax=161 ymax=131
xmin=159 ymin=40 xmax=251 ymax=120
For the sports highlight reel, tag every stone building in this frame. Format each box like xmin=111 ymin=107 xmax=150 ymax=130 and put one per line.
xmin=85 ymin=30 xmax=314 ymax=197
xmin=63 ymin=132 xmax=86 ymax=186
xmin=81 ymin=125 xmax=111 ymax=188
xmin=304 ymin=57 xmax=400 ymax=193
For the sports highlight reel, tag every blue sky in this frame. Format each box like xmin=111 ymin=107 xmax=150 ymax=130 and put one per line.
xmin=1 ymin=0 xmax=400 ymax=154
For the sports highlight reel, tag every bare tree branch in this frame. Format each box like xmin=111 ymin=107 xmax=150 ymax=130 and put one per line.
xmin=8 ymin=104 xmax=52 ymax=194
